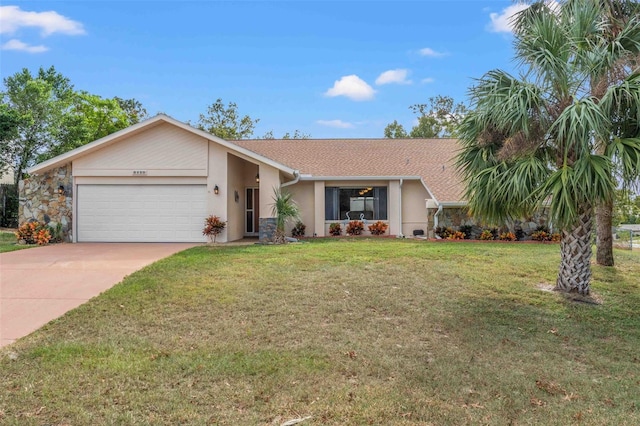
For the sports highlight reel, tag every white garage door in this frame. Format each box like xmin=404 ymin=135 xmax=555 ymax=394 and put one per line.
xmin=77 ymin=184 xmax=208 ymax=242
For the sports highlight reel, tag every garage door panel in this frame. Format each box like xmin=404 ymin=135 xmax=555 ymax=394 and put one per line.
xmin=78 ymin=185 xmax=208 ymax=242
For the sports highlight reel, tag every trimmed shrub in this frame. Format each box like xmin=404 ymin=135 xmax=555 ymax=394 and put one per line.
xmin=435 ymin=226 xmax=455 ymax=239
xmin=346 ymin=220 xmax=365 ymax=236
xmin=368 ymin=221 xmax=388 ymax=236
xmin=291 ymin=221 xmax=306 ymax=238
xmin=15 ymin=221 xmax=51 ymax=245
xmin=479 ymin=230 xmax=495 ymax=240
xmin=446 ymin=230 xmax=465 ymax=240
xmin=203 ymin=215 xmax=227 ymax=243
xmin=459 ymin=225 xmax=473 ymax=239
xmin=499 ymin=231 xmax=517 ymax=241
xmin=329 ymin=223 xmax=342 ymax=236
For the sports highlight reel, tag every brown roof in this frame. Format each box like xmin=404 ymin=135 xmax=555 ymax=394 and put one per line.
xmin=233 ymin=138 xmax=465 ymax=203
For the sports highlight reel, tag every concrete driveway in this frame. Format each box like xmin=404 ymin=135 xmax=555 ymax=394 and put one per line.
xmin=0 ymin=243 xmax=198 ymax=347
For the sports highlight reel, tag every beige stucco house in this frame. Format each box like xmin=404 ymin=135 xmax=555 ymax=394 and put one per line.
xmin=22 ymin=114 xmax=466 ymax=243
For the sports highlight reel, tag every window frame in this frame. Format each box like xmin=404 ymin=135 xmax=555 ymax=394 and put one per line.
xmin=325 ymin=186 xmax=388 ymax=221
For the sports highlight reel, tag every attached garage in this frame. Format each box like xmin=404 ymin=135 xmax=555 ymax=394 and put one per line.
xmin=77 ymin=184 xmax=207 ymax=242
xmin=22 ymin=114 xmax=297 ymax=243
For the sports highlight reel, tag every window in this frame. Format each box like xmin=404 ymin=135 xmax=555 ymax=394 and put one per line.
xmin=325 ymin=187 xmax=387 ymax=220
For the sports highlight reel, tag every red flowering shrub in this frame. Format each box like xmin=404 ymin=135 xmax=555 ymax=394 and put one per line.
xmin=446 ymin=231 xmax=465 ymax=240
xmin=479 ymin=230 xmax=494 ymax=240
xmin=15 ymin=221 xmax=51 ymax=245
xmin=346 ymin=220 xmax=365 ymax=236
xmin=203 ymin=215 xmax=227 ymax=243
xmin=368 ymin=221 xmax=388 ymax=236
xmin=499 ymin=232 xmax=517 ymax=241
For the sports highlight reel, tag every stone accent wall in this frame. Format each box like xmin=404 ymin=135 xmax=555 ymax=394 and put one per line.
xmin=439 ymin=207 xmax=550 ymax=238
xmin=19 ymin=164 xmax=73 ymax=242
xmin=259 ymin=217 xmax=277 ymax=243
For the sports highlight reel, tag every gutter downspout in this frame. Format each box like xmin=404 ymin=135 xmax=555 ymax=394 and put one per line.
xmin=281 ymin=170 xmax=300 ymax=188
xmin=398 ymin=179 xmax=404 ymax=238
xmin=433 ymin=203 xmax=443 ymax=232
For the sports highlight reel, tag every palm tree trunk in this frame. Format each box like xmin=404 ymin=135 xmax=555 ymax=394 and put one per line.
xmin=596 ymin=199 xmax=614 ymax=266
xmin=556 ymin=207 xmax=593 ymax=295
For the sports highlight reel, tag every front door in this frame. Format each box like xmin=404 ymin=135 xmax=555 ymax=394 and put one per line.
xmin=245 ymin=187 xmax=260 ymax=236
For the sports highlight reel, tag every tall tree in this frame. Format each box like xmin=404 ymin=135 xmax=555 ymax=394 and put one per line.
xmin=197 ymin=98 xmax=259 ymax=139
xmin=384 ymin=95 xmax=467 ymax=138
xmin=0 ymin=104 xmax=22 ymax=181
xmin=614 ymin=189 xmax=640 ymax=224
xmin=456 ymin=1 xmax=640 ymax=295
xmin=1 ymin=66 xmax=149 ymax=181
xmin=1 ymin=66 xmax=75 ymax=182
xmin=383 ymin=120 xmax=408 ymax=138
xmin=579 ymin=0 xmax=640 ymax=266
xmin=45 ymin=92 xmax=133 ymax=161
xmin=114 ymin=96 xmax=148 ymax=124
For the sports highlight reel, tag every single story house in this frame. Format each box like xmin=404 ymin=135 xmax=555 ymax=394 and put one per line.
xmin=20 ymin=114 xmax=469 ymax=243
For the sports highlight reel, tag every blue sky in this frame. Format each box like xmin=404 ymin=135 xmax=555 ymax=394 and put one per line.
xmin=1 ymin=1 xmax=528 ymax=138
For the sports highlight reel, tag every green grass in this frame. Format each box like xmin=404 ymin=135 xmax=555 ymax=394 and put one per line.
xmin=1 ymin=239 xmax=639 ymax=425
xmin=0 ymin=231 xmax=35 ymax=253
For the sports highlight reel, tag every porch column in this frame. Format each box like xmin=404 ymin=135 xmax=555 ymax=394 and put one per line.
xmin=258 ymin=164 xmax=280 ymax=243
xmin=314 ymin=181 xmax=325 ymax=237
xmin=207 ymin=142 xmax=228 ymax=242
xmin=388 ymin=180 xmax=401 ymax=236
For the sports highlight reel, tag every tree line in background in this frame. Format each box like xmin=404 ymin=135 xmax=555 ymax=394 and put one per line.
xmin=0 ymin=68 xmax=309 ymax=186
xmin=194 ymin=98 xmax=309 ymax=140
xmin=383 ymin=95 xmax=468 ymax=138
xmin=0 ymin=66 xmax=148 ymax=185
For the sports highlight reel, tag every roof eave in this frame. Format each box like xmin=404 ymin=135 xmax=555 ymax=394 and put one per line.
xmin=299 ymin=175 xmax=424 ymax=181
xmin=27 ymin=114 xmax=296 ymax=176
xmin=438 ymin=201 xmax=468 ymax=207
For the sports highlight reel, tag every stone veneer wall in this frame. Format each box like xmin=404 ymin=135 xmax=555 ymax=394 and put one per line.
xmin=259 ymin=217 xmax=277 ymax=243
xmin=439 ymin=207 xmax=550 ymax=238
xmin=19 ymin=164 xmax=73 ymax=242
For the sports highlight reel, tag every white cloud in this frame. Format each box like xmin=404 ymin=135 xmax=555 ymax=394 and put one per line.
xmin=375 ymin=69 xmax=412 ymax=85
xmin=324 ymin=75 xmax=376 ymax=101
xmin=419 ymin=47 xmax=445 ymax=57
xmin=0 ymin=5 xmax=85 ymax=36
xmin=1 ymin=38 xmax=48 ymax=53
xmin=421 ymin=77 xmax=435 ymax=84
xmin=488 ymin=1 xmax=561 ymax=33
xmin=488 ymin=3 xmax=529 ymax=33
xmin=316 ymin=119 xmax=354 ymax=129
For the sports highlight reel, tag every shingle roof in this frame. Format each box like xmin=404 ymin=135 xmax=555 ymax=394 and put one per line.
xmin=233 ymin=138 xmax=465 ymax=203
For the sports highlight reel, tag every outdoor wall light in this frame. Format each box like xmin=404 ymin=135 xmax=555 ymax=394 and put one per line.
xmin=57 ymin=185 xmax=65 ymax=196
xmin=214 ymin=185 xmax=219 ymax=195
xmin=255 ymin=173 xmax=260 ymax=183
xmin=234 ymin=190 xmax=240 ymax=202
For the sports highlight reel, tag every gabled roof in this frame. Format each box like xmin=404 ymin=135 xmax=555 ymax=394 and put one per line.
xmin=26 ymin=114 xmax=466 ymax=203
xmin=234 ymin=138 xmax=465 ymax=203
xmin=27 ymin=114 xmax=296 ymax=176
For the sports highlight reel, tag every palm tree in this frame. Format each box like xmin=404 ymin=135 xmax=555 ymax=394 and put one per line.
xmin=579 ymin=0 xmax=640 ymax=266
xmin=271 ymin=188 xmax=300 ymax=243
xmin=456 ymin=0 xmax=640 ymax=295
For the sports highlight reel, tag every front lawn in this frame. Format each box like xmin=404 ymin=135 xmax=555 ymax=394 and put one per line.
xmin=1 ymin=240 xmax=639 ymax=425
xmin=0 ymin=230 xmax=33 ymax=253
